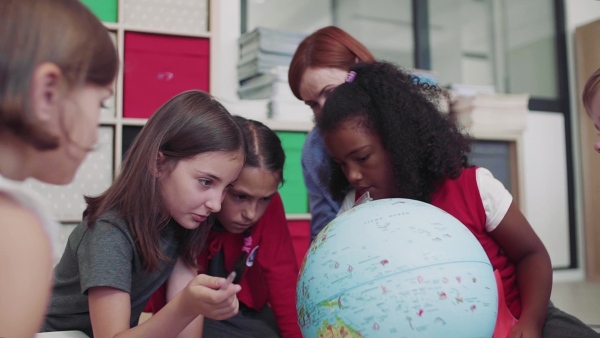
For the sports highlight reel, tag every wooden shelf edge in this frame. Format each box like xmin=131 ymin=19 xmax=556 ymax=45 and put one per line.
xmin=286 ymin=213 xmax=311 ymax=220
xmin=262 ymin=119 xmax=313 ymax=132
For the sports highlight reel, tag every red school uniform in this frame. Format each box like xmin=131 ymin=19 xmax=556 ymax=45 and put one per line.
xmin=429 ymin=167 xmax=522 ymax=319
xmin=352 ymin=167 xmax=522 ymax=319
xmin=146 ymin=193 xmax=302 ymax=338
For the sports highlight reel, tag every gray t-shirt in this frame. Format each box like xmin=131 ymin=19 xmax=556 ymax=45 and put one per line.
xmin=42 ymin=211 xmax=180 ymax=337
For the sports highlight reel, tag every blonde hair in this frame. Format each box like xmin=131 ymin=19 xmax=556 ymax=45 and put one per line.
xmin=582 ymin=67 xmax=600 ymax=115
xmin=0 ymin=0 xmax=118 ymax=149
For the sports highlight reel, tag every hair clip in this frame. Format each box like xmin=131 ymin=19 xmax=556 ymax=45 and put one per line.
xmin=345 ymin=71 xmax=357 ymax=83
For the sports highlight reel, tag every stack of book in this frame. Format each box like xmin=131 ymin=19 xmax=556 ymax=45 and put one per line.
xmin=235 ymin=64 xmax=312 ymax=124
xmin=238 ymin=70 xmax=282 ymax=100
xmin=237 ymin=27 xmax=306 ymax=85
xmin=264 ymin=66 xmax=312 ymax=123
xmin=451 ymin=93 xmax=529 ymax=133
xmin=219 ymin=97 xmax=270 ymax=122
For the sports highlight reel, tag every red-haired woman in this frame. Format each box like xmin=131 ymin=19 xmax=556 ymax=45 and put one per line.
xmin=288 ymin=26 xmax=375 ymax=241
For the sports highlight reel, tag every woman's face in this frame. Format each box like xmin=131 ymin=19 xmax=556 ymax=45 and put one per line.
xmin=324 ymin=118 xmax=396 ymax=201
xmin=299 ymin=67 xmax=348 ymax=120
xmin=159 ymin=150 xmax=245 ymax=230
xmin=216 ymin=166 xmax=281 ymax=234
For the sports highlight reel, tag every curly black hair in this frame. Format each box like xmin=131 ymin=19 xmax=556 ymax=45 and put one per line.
xmin=317 ymin=61 xmax=472 ymax=203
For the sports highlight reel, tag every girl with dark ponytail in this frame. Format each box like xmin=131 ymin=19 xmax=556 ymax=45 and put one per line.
xmin=147 ymin=116 xmax=302 ymax=338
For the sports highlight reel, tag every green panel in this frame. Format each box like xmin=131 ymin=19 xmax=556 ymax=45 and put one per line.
xmin=81 ymin=0 xmax=118 ymax=23
xmin=276 ymin=131 xmax=308 ymax=214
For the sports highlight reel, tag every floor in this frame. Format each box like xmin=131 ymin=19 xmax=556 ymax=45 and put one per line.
xmin=551 ymin=280 xmax=600 ymax=332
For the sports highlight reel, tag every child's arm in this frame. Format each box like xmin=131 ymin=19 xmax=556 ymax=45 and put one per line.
xmin=88 ymin=266 xmax=240 ymax=338
xmin=0 ymin=199 xmax=53 ymax=338
xmin=261 ymin=194 xmax=304 ymax=338
xmin=490 ymin=201 xmax=552 ymax=338
xmin=165 ymin=257 xmax=204 ymax=338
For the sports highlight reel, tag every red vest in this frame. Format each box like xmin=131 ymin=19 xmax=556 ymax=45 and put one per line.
xmin=353 ymin=167 xmax=522 ymax=318
xmin=145 ymin=193 xmax=302 ymax=338
xmin=430 ymin=167 xmax=522 ymax=318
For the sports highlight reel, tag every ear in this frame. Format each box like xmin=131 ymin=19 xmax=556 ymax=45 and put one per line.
xmin=30 ymin=62 xmax=62 ymax=124
xmin=354 ymin=56 xmax=360 ymax=64
xmin=153 ymin=151 xmax=165 ymax=177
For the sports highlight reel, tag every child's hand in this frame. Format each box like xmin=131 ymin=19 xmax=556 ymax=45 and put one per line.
xmin=508 ymin=320 xmax=542 ymax=338
xmin=183 ymin=273 xmax=241 ymax=320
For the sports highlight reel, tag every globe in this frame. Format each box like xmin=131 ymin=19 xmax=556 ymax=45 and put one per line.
xmin=297 ymin=198 xmax=498 ymax=338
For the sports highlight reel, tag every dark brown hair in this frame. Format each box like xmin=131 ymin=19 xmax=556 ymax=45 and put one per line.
xmin=0 ymin=0 xmax=118 ymax=150
xmin=288 ymin=26 xmax=375 ymax=100
xmin=228 ymin=116 xmax=285 ymax=283
xmin=85 ymin=91 xmax=246 ymax=271
xmin=233 ymin=116 xmax=285 ymax=184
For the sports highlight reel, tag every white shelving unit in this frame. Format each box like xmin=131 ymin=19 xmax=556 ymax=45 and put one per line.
xmin=26 ymin=0 xmax=314 ymax=229
xmin=102 ymin=0 xmax=217 ymax=174
xmin=25 ymin=0 xmax=217 ymax=225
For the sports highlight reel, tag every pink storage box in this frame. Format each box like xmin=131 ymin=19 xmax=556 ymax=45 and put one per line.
xmin=124 ymin=32 xmax=210 ymax=118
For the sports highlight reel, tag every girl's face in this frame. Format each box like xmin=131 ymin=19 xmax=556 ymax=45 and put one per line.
xmin=324 ymin=118 xmax=396 ymax=200
xmin=216 ymin=166 xmax=280 ymax=234
xmin=36 ymin=83 xmax=113 ymax=185
xmin=299 ymin=67 xmax=348 ymax=119
xmin=588 ymin=92 xmax=600 ymax=154
xmin=158 ymin=150 xmax=245 ymax=230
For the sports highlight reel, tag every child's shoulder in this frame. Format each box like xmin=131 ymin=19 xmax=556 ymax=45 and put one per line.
xmin=0 ymin=193 xmax=49 ymax=254
xmin=81 ymin=210 xmax=135 ymax=241
xmin=0 ymin=193 xmax=41 ymax=227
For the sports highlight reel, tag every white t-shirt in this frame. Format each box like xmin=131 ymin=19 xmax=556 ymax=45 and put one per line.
xmin=0 ymin=174 xmax=58 ymax=259
xmin=338 ymin=167 xmax=512 ymax=232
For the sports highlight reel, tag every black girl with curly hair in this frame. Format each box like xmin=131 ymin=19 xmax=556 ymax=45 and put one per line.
xmin=318 ymin=61 xmax=598 ymax=337
xmin=319 ymin=61 xmax=470 ymax=202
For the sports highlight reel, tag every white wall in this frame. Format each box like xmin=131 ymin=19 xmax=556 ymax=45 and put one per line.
xmin=211 ymin=1 xmax=241 ymax=101
xmin=522 ymin=112 xmax=570 ymax=268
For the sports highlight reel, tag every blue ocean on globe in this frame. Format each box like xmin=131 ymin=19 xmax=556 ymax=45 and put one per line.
xmin=296 ymin=198 xmax=498 ymax=338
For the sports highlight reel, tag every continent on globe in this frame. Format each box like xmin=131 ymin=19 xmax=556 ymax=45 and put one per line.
xmin=317 ymin=316 xmax=365 ymax=338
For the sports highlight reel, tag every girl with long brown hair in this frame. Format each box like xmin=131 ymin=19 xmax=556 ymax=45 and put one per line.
xmin=42 ymin=91 xmax=247 ymax=338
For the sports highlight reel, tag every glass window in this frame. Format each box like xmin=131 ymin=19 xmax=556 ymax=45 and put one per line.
xmin=244 ymin=0 xmax=561 ymax=101
xmin=334 ymin=0 xmax=414 ymax=68
xmin=503 ymin=0 xmax=558 ymax=99
xmin=246 ymin=0 xmax=333 ymax=34
xmin=428 ymin=0 xmax=558 ymax=100
xmin=244 ymin=0 xmax=413 ymax=68
xmin=429 ymin=0 xmax=496 ymax=87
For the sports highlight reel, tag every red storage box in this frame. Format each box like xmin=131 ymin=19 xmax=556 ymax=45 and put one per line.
xmin=287 ymin=219 xmax=311 ymax=268
xmin=124 ymin=32 xmax=210 ymax=118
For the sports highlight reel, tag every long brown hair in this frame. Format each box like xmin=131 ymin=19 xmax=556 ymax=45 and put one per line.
xmin=228 ymin=116 xmax=285 ymax=283
xmin=0 ymin=0 xmax=118 ymax=150
xmin=288 ymin=26 xmax=375 ymax=100
xmin=85 ymin=91 xmax=246 ymax=271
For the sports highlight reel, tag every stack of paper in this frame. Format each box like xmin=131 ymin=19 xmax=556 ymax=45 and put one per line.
xmin=219 ymin=97 xmax=270 ymax=121
xmin=265 ymin=66 xmax=312 ymax=123
xmin=237 ymin=27 xmax=306 ymax=83
xmin=451 ymin=93 xmax=529 ymax=133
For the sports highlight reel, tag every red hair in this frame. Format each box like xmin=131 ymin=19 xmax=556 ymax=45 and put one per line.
xmin=288 ymin=26 xmax=375 ymax=100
